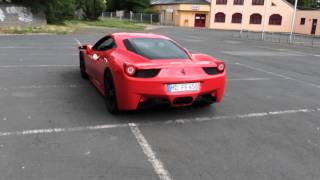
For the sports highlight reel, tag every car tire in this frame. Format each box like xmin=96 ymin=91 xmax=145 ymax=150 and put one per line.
xmin=79 ymin=52 xmax=88 ymax=79
xmin=104 ymin=72 xmax=120 ymax=114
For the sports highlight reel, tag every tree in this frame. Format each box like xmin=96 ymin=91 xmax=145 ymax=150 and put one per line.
xmin=77 ymin=0 xmax=106 ymax=20
xmin=287 ymin=0 xmax=320 ymax=8
xmin=106 ymin=0 xmax=150 ymax=12
xmin=12 ymin=0 xmax=76 ymax=23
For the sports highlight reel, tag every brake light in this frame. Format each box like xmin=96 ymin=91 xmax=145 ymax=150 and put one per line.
xmin=124 ymin=64 xmax=136 ymax=76
xmin=217 ymin=63 xmax=225 ymax=72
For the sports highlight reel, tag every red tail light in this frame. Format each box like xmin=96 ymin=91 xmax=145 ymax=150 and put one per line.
xmin=124 ymin=64 xmax=136 ymax=76
xmin=217 ymin=62 xmax=225 ymax=72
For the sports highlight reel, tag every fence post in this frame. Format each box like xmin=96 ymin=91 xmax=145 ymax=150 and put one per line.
xmin=130 ymin=12 xmax=133 ymax=21
xmin=120 ymin=14 xmax=122 ymax=21
xmin=150 ymin=14 xmax=153 ymax=24
xmin=111 ymin=12 xmax=113 ymax=18
xmin=140 ymin=13 xmax=143 ymax=23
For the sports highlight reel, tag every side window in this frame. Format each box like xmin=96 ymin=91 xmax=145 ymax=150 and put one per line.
xmin=92 ymin=37 xmax=116 ymax=51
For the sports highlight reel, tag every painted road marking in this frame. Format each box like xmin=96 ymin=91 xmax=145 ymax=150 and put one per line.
xmin=129 ymin=123 xmax=172 ymax=180
xmin=0 ymin=124 xmax=129 ymax=137
xmin=228 ymin=77 xmax=277 ymax=81
xmin=0 ymin=47 xmax=76 ymax=50
xmin=0 ymin=65 xmax=77 ymax=68
xmin=0 ymin=78 xmax=276 ymax=92
xmin=0 ymin=53 xmax=78 ymax=56
xmin=0 ymin=84 xmax=89 ymax=91
xmin=165 ymin=108 xmax=318 ymax=124
xmin=235 ymin=63 xmax=320 ymax=88
xmin=0 ymin=107 xmax=319 ymax=137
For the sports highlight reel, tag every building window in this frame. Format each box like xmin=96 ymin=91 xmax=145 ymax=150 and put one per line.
xmin=300 ymin=18 xmax=306 ymax=25
xmin=234 ymin=0 xmax=244 ymax=4
xmin=252 ymin=0 xmax=264 ymax=5
xmin=269 ymin=14 xmax=282 ymax=25
xmin=232 ymin=13 xmax=242 ymax=23
xmin=215 ymin=12 xmax=226 ymax=23
xmin=216 ymin=0 xmax=227 ymax=4
xmin=250 ymin=13 xmax=262 ymax=24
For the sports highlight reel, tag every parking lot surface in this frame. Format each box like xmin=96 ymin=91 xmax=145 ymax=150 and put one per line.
xmin=0 ymin=27 xmax=320 ymax=180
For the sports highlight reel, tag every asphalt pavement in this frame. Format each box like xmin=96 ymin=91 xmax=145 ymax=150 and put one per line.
xmin=0 ymin=27 xmax=320 ymax=180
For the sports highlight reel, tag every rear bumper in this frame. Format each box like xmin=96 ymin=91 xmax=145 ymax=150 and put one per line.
xmin=115 ymin=72 xmax=226 ymax=110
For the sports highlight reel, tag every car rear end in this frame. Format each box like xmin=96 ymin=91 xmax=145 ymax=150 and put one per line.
xmin=112 ymin=34 xmax=226 ymax=110
xmin=116 ymin=61 xmax=226 ymax=110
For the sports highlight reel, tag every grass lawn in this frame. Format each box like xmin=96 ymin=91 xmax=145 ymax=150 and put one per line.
xmin=64 ymin=19 xmax=145 ymax=30
xmin=0 ymin=25 xmax=76 ymax=35
xmin=0 ymin=19 xmax=145 ymax=35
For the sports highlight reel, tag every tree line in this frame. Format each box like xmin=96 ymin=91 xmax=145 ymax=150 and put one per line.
xmin=11 ymin=0 xmax=151 ymax=23
xmin=10 ymin=0 xmax=318 ymax=23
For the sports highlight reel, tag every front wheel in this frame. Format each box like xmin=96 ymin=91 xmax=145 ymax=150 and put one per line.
xmin=104 ymin=72 xmax=119 ymax=114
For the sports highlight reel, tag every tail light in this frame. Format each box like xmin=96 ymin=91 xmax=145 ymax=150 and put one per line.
xmin=135 ymin=69 xmax=160 ymax=78
xmin=124 ymin=63 xmax=160 ymax=78
xmin=124 ymin=64 xmax=136 ymax=76
xmin=202 ymin=62 xmax=225 ymax=75
xmin=217 ymin=62 xmax=225 ymax=72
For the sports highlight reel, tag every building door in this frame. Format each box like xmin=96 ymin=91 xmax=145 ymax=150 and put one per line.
xmin=311 ymin=19 xmax=317 ymax=35
xmin=195 ymin=14 xmax=206 ymax=27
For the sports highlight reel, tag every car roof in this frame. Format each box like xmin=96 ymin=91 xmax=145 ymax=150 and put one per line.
xmin=112 ymin=33 xmax=170 ymax=40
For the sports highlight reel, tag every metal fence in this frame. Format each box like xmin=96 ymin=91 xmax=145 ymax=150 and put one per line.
xmin=101 ymin=12 xmax=160 ymax=24
xmin=232 ymin=31 xmax=320 ymax=47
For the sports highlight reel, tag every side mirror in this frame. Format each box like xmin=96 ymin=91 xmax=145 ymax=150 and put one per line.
xmin=86 ymin=44 xmax=93 ymax=55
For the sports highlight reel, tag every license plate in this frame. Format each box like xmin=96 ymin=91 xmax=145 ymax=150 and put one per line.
xmin=167 ymin=83 xmax=200 ymax=92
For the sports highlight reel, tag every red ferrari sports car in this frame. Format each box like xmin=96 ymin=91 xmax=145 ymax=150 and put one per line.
xmin=79 ymin=33 xmax=226 ymax=114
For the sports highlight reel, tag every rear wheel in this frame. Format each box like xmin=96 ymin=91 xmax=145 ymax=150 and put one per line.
xmin=104 ymin=71 xmax=119 ymax=114
xmin=79 ymin=52 xmax=88 ymax=79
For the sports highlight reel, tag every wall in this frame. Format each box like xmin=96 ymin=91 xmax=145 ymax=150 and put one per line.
xmin=152 ymin=4 xmax=210 ymax=27
xmin=210 ymin=0 xmax=294 ymax=33
xmin=0 ymin=4 xmax=46 ymax=28
xmin=295 ymin=10 xmax=320 ymax=35
xmin=153 ymin=4 xmax=178 ymax=25
xmin=177 ymin=4 xmax=210 ymax=27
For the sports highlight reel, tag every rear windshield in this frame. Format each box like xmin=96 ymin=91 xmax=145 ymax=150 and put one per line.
xmin=123 ymin=38 xmax=189 ymax=60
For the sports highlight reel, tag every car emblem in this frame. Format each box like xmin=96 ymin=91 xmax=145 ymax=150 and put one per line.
xmin=181 ymin=69 xmax=186 ymax=75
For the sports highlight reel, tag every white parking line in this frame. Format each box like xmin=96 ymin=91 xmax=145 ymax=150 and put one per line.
xmin=0 ymin=107 xmax=319 ymax=137
xmin=0 ymin=84 xmax=89 ymax=91
xmin=235 ymin=62 xmax=320 ymax=88
xmin=0 ymin=47 xmax=75 ymax=50
xmin=228 ymin=77 xmax=276 ymax=81
xmin=165 ymin=108 xmax=318 ymax=124
xmin=0 ymin=124 xmax=129 ymax=137
xmin=0 ymin=65 xmax=77 ymax=68
xmin=0 ymin=78 xmax=272 ymax=92
xmin=0 ymin=53 xmax=78 ymax=56
xmin=129 ymin=123 xmax=172 ymax=180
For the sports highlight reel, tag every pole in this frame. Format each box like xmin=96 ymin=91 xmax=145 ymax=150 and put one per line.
xmin=289 ymin=0 xmax=298 ymax=43
xmin=240 ymin=0 xmax=246 ymax=37
xmin=140 ymin=13 xmax=143 ymax=23
xmin=261 ymin=0 xmax=269 ymax=40
xmin=151 ymin=14 xmax=153 ymax=24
